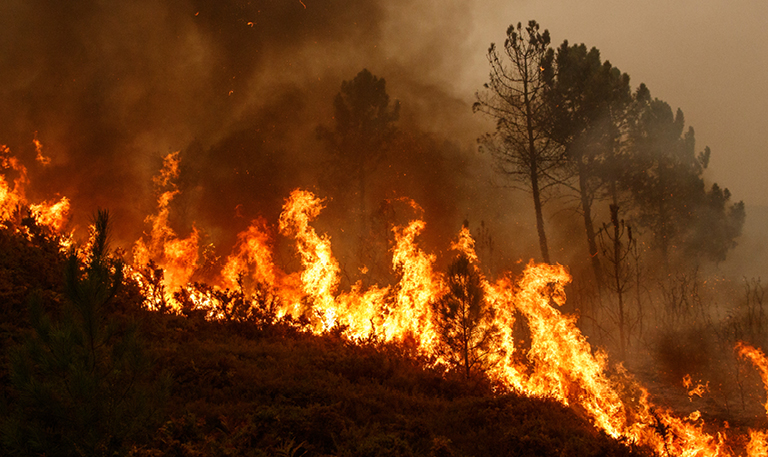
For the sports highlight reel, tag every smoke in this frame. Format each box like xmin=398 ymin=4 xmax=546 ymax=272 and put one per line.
xmin=0 ymin=0 xmax=543 ymax=277
xmin=6 ymin=0 xmax=768 ymax=434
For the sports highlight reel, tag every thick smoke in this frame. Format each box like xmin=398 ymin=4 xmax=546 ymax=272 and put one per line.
xmin=6 ymin=0 xmax=768 ymax=434
xmin=0 ymin=0 xmax=538 ymax=273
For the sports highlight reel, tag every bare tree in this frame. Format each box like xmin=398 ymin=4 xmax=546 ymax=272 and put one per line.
xmin=597 ymin=204 xmax=635 ymax=357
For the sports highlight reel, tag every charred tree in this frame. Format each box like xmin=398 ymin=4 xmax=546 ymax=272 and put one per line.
xmin=474 ymin=20 xmax=558 ymax=264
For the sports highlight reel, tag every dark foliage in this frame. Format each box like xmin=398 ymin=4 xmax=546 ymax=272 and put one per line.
xmin=132 ymin=314 xmax=646 ymax=457
xmin=431 ymin=253 xmax=499 ymax=379
xmin=1 ymin=211 xmax=167 ymax=456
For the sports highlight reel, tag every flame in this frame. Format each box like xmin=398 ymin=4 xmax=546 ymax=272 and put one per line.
xmin=7 ymin=139 xmax=768 ymax=456
xmin=133 ymin=152 xmax=200 ymax=309
xmin=488 ymin=262 xmax=629 ymax=438
xmin=737 ymin=342 xmax=768 ymax=417
xmin=683 ymin=374 xmax=709 ymax=401
xmin=747 ymin=430 xmax=768 ymax=456
xmin=385 ymin=218 xmax=442 ymax=348
xmin=0 ymin=145 xmax=28 ymax=222
xmin=278 ymin=189 xmax=340 ymax=328
xmin=126 ymin=175 xmax=768 ymax=455
xmin=33 ymin=133 xmax=51 ymax=166
xmin=29 ymin=197 xmax=70 ymax=232
xmin=221 ymin=218 xmax=277 ymax=289
xmin=737 ymin=341 xmax=768 ymax=456
xmin=0 ymin=144 xmax=70 ymax=240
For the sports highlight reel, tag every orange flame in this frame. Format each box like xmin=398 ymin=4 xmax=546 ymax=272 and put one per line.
xmin=133 ymin=152 xmax=200 ymax=309
xmin=683 ymin=374 xmax=709 ymax=401
xmin=29 ymin=197 xmax=70 ymax=232
xmin=221 ymin=218 xmax=277 ymax=290
xmin=33 ymin=133 xmax=51 ymax=166
xmin=9 ymin=137 xmax=765 ymax=457
xmin=737 ymin=342 xmax=768 ymax=417
xmin=278 ymin=189 xmax=340 ymax=328
xmin=0 ymin=145 xmax=28 ymax=222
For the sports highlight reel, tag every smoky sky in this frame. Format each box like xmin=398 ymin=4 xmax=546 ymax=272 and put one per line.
xmin=1 ymin=0 xmax=764 ymax=277
xmin=0 ymin=0 xmax=532 ymax=272
xmin=461 ymin=0 xmax=768 ymax=277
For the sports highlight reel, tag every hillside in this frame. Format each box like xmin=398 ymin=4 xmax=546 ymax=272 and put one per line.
xmin=0 ymin=222 xmax=646 ymax=456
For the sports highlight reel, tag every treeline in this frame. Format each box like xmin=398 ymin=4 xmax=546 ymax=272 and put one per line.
xmin=473 ymin=20 xmax=745 ymax=277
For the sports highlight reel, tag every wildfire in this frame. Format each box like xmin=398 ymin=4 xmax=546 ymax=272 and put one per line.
xmin=29 ymin=197 xmax=70 ymax=233
xmin=0 ymin=144 xmax=28 ymax=222
xmin=278 ymin=189 xmax=341 ymax=328
xmin=737 ymin=342 xmax=768 ymax=417
xmin=1 ymin=144 xmax=70 ymax=237
xmin=683 ymin=374 xmax=710 ymax=401
xmin=7 ymin=146 xmax=768 ymax=456
xmin=133 ymin=152 xmax=201 ymax=309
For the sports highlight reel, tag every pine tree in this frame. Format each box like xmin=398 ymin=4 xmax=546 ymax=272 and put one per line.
xmin=431 ymin=254 xmax=498 ymax=379
xmin=2 ymin=210 xmax=164 ymax=456
xmin=474 ymin=20 xmax=557 ymax=264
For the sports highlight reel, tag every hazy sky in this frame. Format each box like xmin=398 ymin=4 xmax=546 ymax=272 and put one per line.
xmin=1 ymin=0 xmax=765 ymax=275
xmin=384 ymin=0 xmax=768 ymax=206
xmin=375 ymin=0 xmax=768 ymax=274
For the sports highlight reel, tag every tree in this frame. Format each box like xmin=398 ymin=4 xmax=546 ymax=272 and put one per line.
xmin=597 ymin=204 xmax=636 ymax=357
xmin=627 ymin=93 xmax=745 ymax=266
xmin=317 ymin=68 xmax=400 ymax=231
xmin=2 ymin=211 xmax=163 ymax=456
xmin=686 ymin=183 xmax=745 ymax=263
xmin=431 ymin=253 xmax=498 ymax=379
xmin=474 ymin=20 xmax=557 ymax=264
xmin=541 ymin=41 xmax=632 ymax=285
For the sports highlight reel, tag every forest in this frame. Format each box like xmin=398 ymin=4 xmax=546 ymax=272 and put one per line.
xmin=0 ymin=2 xmax=766 ymax=456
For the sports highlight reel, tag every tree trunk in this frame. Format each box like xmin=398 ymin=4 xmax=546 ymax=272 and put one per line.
xmin=531 ymin=171 xmax=550 ymax=264
xmin=524 ymin=80 xmax=551 ymax=264
xmin=578 ymin=160 xmax=602 ymax=287
xmin=358 ymin=168 xmax=368 ymax=265
xmin=610 ymin=203 xmax=626 ymax=357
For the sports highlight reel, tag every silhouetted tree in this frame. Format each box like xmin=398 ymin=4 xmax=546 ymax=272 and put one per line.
xmin=686 ymin=183 xmax=745 ymax=263
xmin=541 ymin=42 xmax=632 ymax=285
xmin=2 ymin=211 xmax=164 ymax=456
xmin=317 ymin=68 xmax=400 ymax=231
xmin=431 ymin=253 xmax=498 ymax=379
xmin=627 ymin=93 xmax=745 ymax=266
xmin=474 ymin=20 xmax=557 ymax=264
